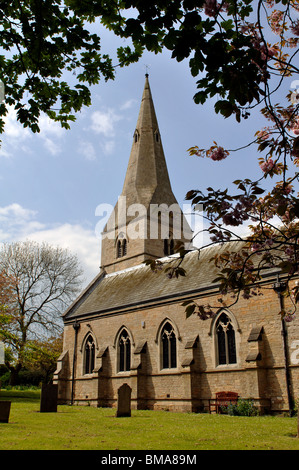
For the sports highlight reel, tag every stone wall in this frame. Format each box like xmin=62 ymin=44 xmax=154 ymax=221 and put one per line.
xmin=56 ymin=279 xmax=299 ymax=413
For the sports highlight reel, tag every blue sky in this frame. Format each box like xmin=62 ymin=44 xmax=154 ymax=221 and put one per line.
xmin=0 ymin=25 xmax=292 ymax=287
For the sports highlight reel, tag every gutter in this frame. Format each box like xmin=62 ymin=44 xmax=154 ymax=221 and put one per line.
xmin=71 ymin=321 xmax=80 ymax=405
xmin=273 ymin=275 xmax=294 ymax=416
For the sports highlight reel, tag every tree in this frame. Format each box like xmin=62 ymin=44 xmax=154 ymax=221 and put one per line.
xmin=1 ymin=1 xmax=299 ymax=318
xmin=0 ymin=240 xmax=83 ymax=384
xmin=0 ymin=270 xmax=14 ymax=316
xmin=23 ymin=335 xmax=63 ymax=383
xmin=0 ymin=0 xmax=117 ymax=133
xmin=93 ymin=0 xmax=299 ymax=320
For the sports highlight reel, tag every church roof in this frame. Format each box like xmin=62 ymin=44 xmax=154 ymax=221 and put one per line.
xmin=63 ymin=241 xmax=280 ymax=322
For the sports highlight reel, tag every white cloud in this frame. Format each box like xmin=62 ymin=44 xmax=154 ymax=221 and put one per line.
xmin=120 ymin=99 xmax=137 ymax=111
xmin=90 ymin=108 xmax=122 ymax=137
xmin=26 ymin=223 xmax=101 ymax=284
xmin=38 ymin=114 xmax=65 ymax=138
xmin=42 ymin=136 xmax=62 ymax=156
xmin=0 ymin=203 xmax=100 ymax=285
xmin=0 ymin=203 xmax=37 ymax=220
xmin=3 ymin=108 xmax=32 ymax=141
xmin=88 ymin=107 xmax=124 ymax=156
xmin=0 ymin=145 xmax=12 ymax=159
xmin=38 ymin=114 xmax=66 ymax=155
xmin=78 ymin=140 xmax=97 ymax=161
xmin=0 ymin=203 xmax=44 ymax=241
xmin=0 ymin=107 xmax=32 ymax=158
xmin=0 ymin=106 xmax=66 ymax=157
xmin=101 ymin=140 xmax=115 ymax=155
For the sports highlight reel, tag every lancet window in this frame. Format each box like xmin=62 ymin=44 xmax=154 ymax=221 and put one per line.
xmin=161 ymin=322 xmax=177 ymax=369
xmin=216 ymin=312 xmax=237 ymax=365
xmin=84 ymin=335 xmax=95 ymax=374
xmin=118 ymin=329 xmax=131 ymax=372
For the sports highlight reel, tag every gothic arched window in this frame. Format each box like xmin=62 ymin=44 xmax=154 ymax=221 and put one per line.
xmin=118 ymin=329 xmax=131 ymax=372
xmin=216 ymin=313 xmax=237 ymax=365
xmin=161 ymin=322 xmax=177 ymax=369
xmin=84 ymin=335 xmax=95 ymax=374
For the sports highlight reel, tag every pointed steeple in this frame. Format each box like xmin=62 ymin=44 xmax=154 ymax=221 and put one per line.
xmin=121 ymin=74 xmax=176 ymax=208
xmin=100 ymin=75 xmax=192 ymax=273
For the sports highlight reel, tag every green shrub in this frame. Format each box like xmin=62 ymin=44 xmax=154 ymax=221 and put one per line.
xmin=18 ymin=369 xmax=47 ymax=386
xmin=0 ymin=368 xmax=47 ymax=388
xmin=225 ymin=399 xmax=259 ymax=416
xmin=0 ymin=371 xmax=11 ymax=387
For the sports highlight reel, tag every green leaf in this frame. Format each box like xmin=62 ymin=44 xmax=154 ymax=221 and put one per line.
xmin=181 ymin=300 xmax=194 ymax=306
xmin=186 ymin=304 xmax=196 ymax=318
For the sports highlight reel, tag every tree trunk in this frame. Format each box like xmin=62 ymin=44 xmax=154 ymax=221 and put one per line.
xmin=8 ymin=363 xmax=22 ymax=386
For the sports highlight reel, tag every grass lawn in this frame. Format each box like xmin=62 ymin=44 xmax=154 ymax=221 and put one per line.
xmin=0 ymin=389 xmax=298 ymax=450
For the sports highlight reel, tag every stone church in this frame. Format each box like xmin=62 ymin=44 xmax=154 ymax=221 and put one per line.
xmin=54 ymin=75 xmax=299 ymax=414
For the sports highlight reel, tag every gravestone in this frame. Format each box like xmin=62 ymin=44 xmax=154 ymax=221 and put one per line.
xmin=0 ymin=401 xmax=11 ymax=423
xmin=40 ymin=383 xmax=58 ymax=412
xmin=116 ymin=383 xmax=131 ymax=417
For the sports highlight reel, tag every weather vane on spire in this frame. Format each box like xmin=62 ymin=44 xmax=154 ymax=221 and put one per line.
xmin=144 ymin=64 xmax=151 ymax=77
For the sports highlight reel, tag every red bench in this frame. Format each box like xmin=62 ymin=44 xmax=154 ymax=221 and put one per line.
xmin=209 ymin=391 xmax=239 ymax=413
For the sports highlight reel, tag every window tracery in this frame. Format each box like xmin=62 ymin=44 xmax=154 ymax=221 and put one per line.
xmin=84 ymin=334 xmax=95 ymax=374
xmin=215 ymin=312 xmax=237 ymax=365
xmin=161 ymin=322 xmax=177 ymax=369
xmin=118 ymin=329 xmax=131 ymax=372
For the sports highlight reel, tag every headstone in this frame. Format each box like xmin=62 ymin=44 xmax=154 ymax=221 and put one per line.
xmin=40 ymin=383 xmax=58 ymax=412
xmin=116 ymin=383 xmax=131 ymax=417
xmin=0 ymin=401 xmax=11 ymax=423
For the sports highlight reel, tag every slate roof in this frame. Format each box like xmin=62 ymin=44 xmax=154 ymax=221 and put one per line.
xmin=63 ymin=242 xmax=281 ymax=322
xmin=64 ymin=243 xmax=233 ymax=320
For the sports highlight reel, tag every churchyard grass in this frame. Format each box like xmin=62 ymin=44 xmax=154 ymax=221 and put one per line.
xmin=0 ymin=389 xmax=298 ymax=450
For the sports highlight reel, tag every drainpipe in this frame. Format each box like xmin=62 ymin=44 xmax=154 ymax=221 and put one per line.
xmin=273 ymin=275 xmax=294 ymax=416
xmin=71 ymin=321 xmax=80 ymax=405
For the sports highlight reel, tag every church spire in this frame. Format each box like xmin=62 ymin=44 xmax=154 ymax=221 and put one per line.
xmin=121 ymin=74 xmax=176 ymax=208
xmin=100 ymin=75 xmax=192 ymax=273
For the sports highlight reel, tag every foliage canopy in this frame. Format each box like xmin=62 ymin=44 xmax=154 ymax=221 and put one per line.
xmin=1 ymin=0 xmax=299 ymax=318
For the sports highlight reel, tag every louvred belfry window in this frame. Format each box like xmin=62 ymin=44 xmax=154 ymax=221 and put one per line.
xmin=117 ymin=240 xmax=122 ymax=258
xmin=117 ymin=238 xmax=127 ymax=258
